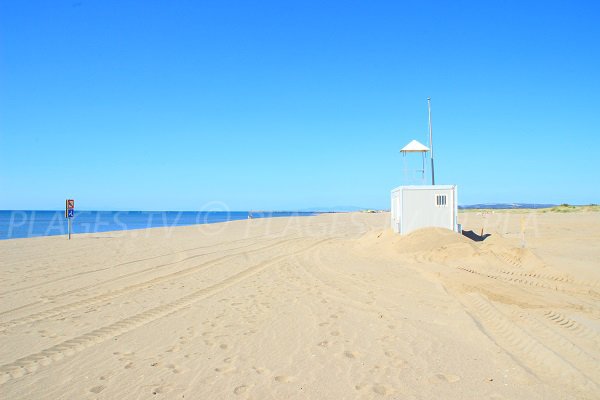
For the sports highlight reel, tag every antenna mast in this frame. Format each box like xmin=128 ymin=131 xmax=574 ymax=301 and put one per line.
xmin=427 ymin=97 xmax=435 ymax=185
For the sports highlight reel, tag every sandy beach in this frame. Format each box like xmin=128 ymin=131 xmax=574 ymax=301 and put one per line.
xmin=0 ymin=211 xmax=599 ymax=399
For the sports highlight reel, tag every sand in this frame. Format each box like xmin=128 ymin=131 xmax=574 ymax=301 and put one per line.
xmin=0 ymin=211 xmax=599 ymax=399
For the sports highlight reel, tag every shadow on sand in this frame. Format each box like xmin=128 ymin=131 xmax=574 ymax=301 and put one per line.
xmin=462 ymin=230 xmax=492 ymax=242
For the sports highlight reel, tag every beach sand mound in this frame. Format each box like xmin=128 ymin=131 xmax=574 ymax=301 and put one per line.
xmin=396 ymin=227 xmax=474 ymax=252
xmin=359 ymin=227 xmax=479 ymax=263
xmin=398 ymin=228 xmax=480 ymax=263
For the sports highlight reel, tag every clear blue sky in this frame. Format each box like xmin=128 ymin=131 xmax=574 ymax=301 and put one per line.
xmin=1 ymin=1 xmax=598 ymax=211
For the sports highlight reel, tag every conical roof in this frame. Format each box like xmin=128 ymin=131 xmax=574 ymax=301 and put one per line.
xmin=400 ymin=139 xmax=430 ymax=152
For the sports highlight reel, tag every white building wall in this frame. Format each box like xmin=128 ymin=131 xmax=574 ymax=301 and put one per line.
xmin=391 ymin=185 xmax=457 ymax=234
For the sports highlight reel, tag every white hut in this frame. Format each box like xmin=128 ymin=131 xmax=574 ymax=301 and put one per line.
xmin=390 ymin=185 xmax=458 ymax=234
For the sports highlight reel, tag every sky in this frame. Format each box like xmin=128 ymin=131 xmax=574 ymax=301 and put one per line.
xmin=1 ymin=0 xmax=599 ymax=211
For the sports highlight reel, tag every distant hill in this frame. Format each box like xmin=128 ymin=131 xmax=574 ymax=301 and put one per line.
xmin=458 ymin=203 xmax=556 ymax=210
xmin=302 ymin=203 xmax=562 ymax=212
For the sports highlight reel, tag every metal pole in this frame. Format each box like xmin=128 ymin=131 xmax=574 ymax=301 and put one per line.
xmin=422 ymin=152 xmax=425 ymax=183
xmin=428 ymin=97 xmax=435 ymax=185
xmin=68 ymin=217 xmax=71 ymax=240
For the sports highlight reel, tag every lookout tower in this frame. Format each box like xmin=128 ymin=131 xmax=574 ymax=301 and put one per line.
xmin=400 ymin=139 xmax=430 ymax=184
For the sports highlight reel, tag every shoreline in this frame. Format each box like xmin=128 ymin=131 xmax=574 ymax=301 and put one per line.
xmin=0 ymin=210 xmax=322 ymax=241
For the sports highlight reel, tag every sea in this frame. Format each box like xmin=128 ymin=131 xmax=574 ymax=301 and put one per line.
xmin=0 ymin=210 xmax=319 ymax=240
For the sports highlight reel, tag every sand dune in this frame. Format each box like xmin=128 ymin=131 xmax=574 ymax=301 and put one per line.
xmin=0 ymin=211 xmax=599 ymax=399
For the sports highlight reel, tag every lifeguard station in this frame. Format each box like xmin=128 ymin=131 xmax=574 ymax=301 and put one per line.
xmin=390 ymin=99 xmax=459 ymax=235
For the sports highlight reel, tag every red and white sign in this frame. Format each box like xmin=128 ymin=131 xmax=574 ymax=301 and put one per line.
xmin=67 ymin=199 xmax=75 ymax=209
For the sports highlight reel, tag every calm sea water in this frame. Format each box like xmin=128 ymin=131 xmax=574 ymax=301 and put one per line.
xmin=0 ymin=211 xmax=318 ymax=240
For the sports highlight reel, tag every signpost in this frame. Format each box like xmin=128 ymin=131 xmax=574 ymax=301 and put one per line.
xmin=65 ymin=199 xmax=75 ymax=240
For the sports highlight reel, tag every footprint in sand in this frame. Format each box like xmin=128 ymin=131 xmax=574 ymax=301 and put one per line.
xmin=372 ymin=384 xmax=391 ymax=395
xmin=434 ymin=373 xmax=461 ymax=383
xmin=166 ymin=363 xmax=182 ymax=374
xmin=215 ymin=366 xmax=237 ymax=374
xmin=89 ymin=385 xmax=105 ymax=393
xmin=166 ymin=344 xmax=181 ymax=353
xmin=344 ymin=351 xmax=359 ymax=359
xmin=252 ymin=366 xmax=269 ymax=375
xmin=233 ymin=385 xmax=248 ymax=395
xmin=274 ymin=375 xmax=295 ymax=383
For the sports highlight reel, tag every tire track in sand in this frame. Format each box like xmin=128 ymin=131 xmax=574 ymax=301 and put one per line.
xmin=0 ymin=236 xmax=298 ymax=331
xmin=462 ymin=293 xmax=597 ymax=391
xmin=492 ymin=251 xmax=600 ymax=288
xmin=543 ymin=311 xmax=600 ymax=345
xmin=514 ymin=311 xmax=600 ymax=385
xmin=457 ymin=266 xmax=600 ymax=298
xmin=0 ymin=233 xmax=282 ymax=297
xmin=0 ymin=238 xmax=331 ymax=385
